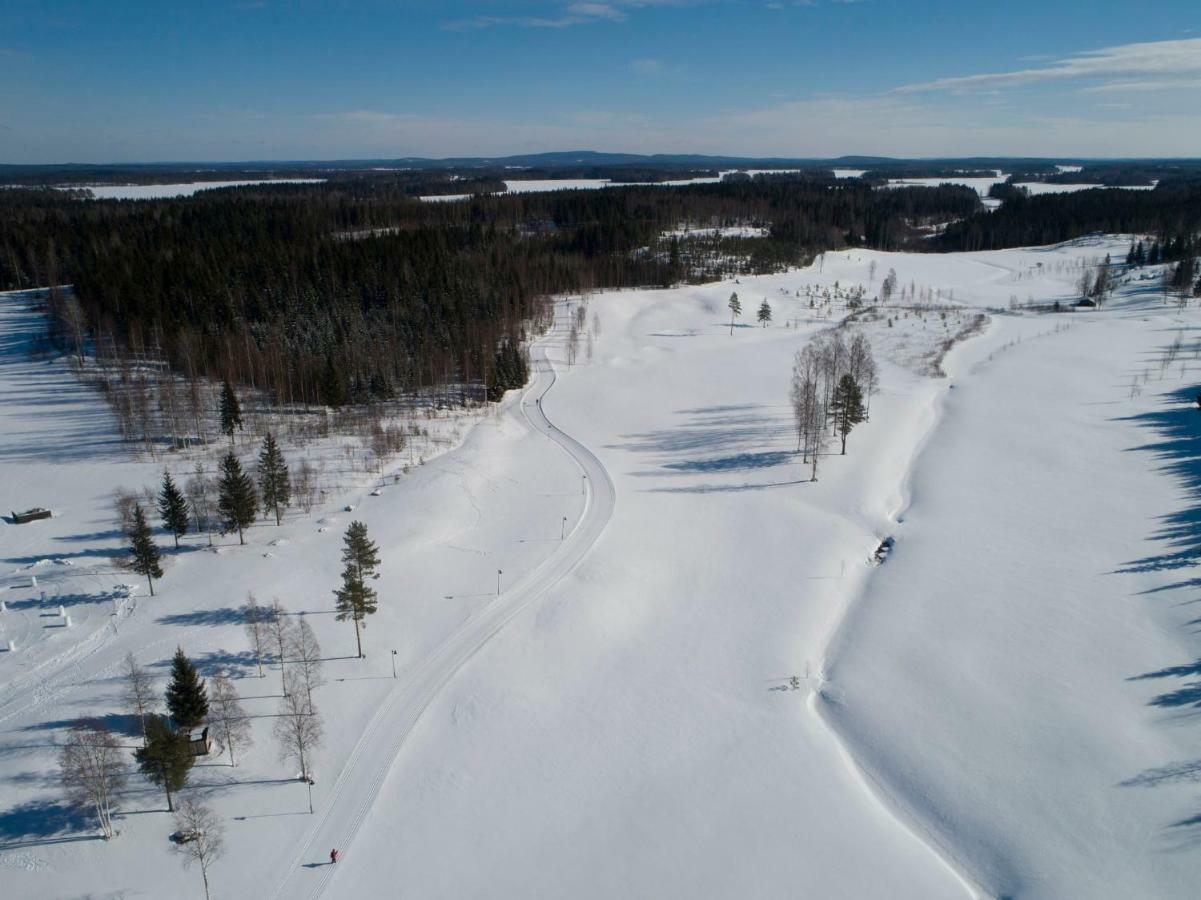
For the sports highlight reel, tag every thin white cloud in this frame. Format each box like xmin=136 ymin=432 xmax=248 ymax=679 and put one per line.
xmin=894 ymin=38 xmax=1201 ymax=94
xmin=629 ymin=58 xmax=663 ymax=75
xmin=443 ymin=0 xmax=705 ymax=31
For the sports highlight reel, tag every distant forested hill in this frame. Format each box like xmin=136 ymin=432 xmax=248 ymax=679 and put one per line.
xmin=2 ymin=171 xmax=1197 ymax=407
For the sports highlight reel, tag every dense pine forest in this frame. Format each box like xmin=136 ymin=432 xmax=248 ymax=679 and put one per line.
xmin=2 ymin=171 xmax=1199 ymax=407
xmin=0 ymin=175 xmax=974 ymax=405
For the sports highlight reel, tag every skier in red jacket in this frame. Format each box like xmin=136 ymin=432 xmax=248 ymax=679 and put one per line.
xmin=330 ymin=848 xmax=339 ymax=864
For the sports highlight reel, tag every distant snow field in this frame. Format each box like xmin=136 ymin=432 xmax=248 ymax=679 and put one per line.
xmin=58 ymin=179 xmax=325 ymax=200
xmin=4 ymin=235 xmax=1201 ymax=899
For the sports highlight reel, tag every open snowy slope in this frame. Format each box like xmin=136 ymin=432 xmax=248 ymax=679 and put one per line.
xmin=0 ymin=292 xmax=587 ymax=896
xmin=328 ymin=237 xmax=1160 ymax=899
xmin=5 ymin=235 xmax=1199 ymax=899
xmin=822 ymin=306 xmax=1201 ymax=899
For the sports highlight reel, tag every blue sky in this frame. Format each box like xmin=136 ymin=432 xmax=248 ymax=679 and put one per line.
xmin=2 ymin=1 xmax=1200 ymax=162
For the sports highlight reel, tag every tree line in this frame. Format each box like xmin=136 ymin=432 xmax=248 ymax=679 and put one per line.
xmin=1 ymin=177 xmax=975 ymax=407
xmin=936 ymin=180 xmax=1201 ymax=252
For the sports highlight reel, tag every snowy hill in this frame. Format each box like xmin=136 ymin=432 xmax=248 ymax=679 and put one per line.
xmin=4 ymin=236 xmax=1201 ymax=898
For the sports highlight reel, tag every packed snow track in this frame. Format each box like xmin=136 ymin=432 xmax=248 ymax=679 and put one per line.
xmin=269 ymin=328 xmax=616 ymax=899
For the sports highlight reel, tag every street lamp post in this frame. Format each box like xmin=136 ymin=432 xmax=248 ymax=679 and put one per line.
xmin=306 ymin=777 xmax=315 ymax=814
xmin=391 ymin=649 xmax=397 ymax=679
xmin=497 ymin=569 xmax=502 ymax=595
xmin=561 ymin=516 xmax=567 ymax=540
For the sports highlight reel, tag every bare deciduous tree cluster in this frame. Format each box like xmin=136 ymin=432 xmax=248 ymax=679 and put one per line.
xmin=790 ymin=330 xmax=878 ymax=480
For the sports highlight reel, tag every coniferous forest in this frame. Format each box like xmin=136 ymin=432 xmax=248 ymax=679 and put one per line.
xmin=2 ymin=171 xmax=1199 ymax=407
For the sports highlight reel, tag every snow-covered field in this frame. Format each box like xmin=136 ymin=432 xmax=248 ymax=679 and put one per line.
xmin=57 ymin=180 xmax=325 ymax=200
xmin=4 ymin=235 xmax=1201 ymax=898
xmin=419 ymin=170 xmax=797 ymax=201
xmin=1013 ymin=180 xmax=1158 ymax=196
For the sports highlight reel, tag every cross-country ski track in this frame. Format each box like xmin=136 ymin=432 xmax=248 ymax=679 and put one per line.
xmin=269 ymin=330 xmax=618 ymax=899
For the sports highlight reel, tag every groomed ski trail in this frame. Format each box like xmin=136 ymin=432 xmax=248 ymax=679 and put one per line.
xmin=268 ymin=322 xmax=616 ymax=900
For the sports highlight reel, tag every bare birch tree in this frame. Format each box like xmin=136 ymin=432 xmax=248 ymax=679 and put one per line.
xmin=243 ymin=593 xmax=268 ymax=678
xmin=288 ymin=617 xmax=325 ymax=713
xmin=122 ymin=652 xmax=157 ymax=745
xmin=172 ymin=796 xmax=225 ymax=900
xmin=208 ymin=674 xmax=253 ymax=767
xmin=186 ymin=463 xmax=215 ymax=546
xmin=269 ymin=598 xmax=294 ymax=694
xmin=60 ymin=720 xmax=127 ymax=839
xmin=274 ymin=669 xmax=323 ymax=787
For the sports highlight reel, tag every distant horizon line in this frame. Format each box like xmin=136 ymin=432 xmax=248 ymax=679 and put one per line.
xmin=3 ymin=151 xmax=1200 ymax=170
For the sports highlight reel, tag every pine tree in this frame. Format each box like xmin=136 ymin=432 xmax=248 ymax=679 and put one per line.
xmin=157 ymin=472 xmax=190 ymax=548
xmin=135 ymin=714 xmax=194 ymax=812
xmin=728 ymin=292 xmax=742 ymax=335
xmin=256 ymin=433 xmax=291 ymax=526
xmin=129 ymin=503 xmax=164 ymax=596
xmin=334 ymin=521 xmax=381 ymax=658
xmin=218 ymin=379 xmax=242 ymax=445
xmin=831 ymin=374 xmax=866 ymax=455
xmin=166 ymin=647 xmax=209 ymax=730
xmin=757 ymin=299 xmax=772 ymax=327
xmin=217 ymin=452 xmax=257 ymax=545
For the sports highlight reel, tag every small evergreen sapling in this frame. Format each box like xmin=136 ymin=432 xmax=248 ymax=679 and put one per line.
xmin=334 ymin=521 xmax=381 ymax=659
xmin=135 ymin=714 xmax=194 ymax=811
xmin=757 ymin=299 xmax=772 ymax=327
xmin=129 ymin=503 xmax=164 ymax=596
xmin=256 ymin=433 xmax=291 ymax=525
xmin=831 ymin=374 xmax=866 ymax=455
xmin=728 ymin=292 xmax=742 ymax=335
xmin=218 ymin=379 xmax=242 ymax=445
xmin=157 ymin=471 xmax=190 ymax=548
xmin=217 ymin=452 xmax=258 ymax=545
xmin=166 ymin=647 xmax=209 ymax=730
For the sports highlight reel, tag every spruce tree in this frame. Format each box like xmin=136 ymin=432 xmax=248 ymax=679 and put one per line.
xmin=135 ymin=714 xmax=194 ymax=812
xmin=129 ymin=503 xmax=164 ymax=596
xmin=166 ymin=646 xmax=209 ymax=730
xmin=334 ymin=521 xmax=381 ymax=658
xmin=256 ymin=433 xmax=291 ymax=526
xmin=831 ymin=374 xmax=866 ymax=456
xmin=157 ymin=471 xmax=190 ymax=548
xmin=728 ymin=292 xmax=742 ymax=335
xmin=217 ymin=452 xmax=257 ymax=545
xmin=489 ymin=340 xmax=528 ymax=400
xmin=218 ymin=380 xmax=242 ymax=445
xmin=757 ymin=299 xmax=772 ymax=327
xmin=319 ymin=355 xmax=347 ymax=408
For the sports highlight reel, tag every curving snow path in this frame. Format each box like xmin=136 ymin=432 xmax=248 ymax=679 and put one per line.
xmin=270 ymin=330 xmax=616 ymax=899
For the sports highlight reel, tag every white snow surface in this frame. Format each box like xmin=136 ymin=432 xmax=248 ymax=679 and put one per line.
xmin=4 ymin=235 xmax=1201 ymax=898
xmin=420 ymin=170 xmax=798 ymax=201
xmin=59 ymin=180 xmax=324 ymax=200
xmin=1013 ymin=181 xmax=1157 ymax=196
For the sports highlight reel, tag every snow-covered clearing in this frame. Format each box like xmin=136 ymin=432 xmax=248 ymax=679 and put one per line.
xmin=57 ymin=180 xmax=325 ymax=200
xmin=1014 ymin=180 xmax=1158 ymax=196
xmin=4 ymin=235 xmax=1201 ymax=898
xmin=420 ymin=171 xmax=797 ymax=201
xmin=660 ymin=224 xmax=770 ymax=239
